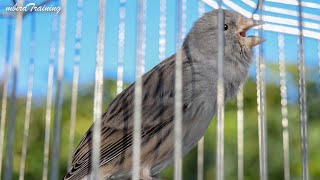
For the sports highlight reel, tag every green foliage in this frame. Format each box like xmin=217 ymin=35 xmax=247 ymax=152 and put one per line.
xmin=0 ymin=70 xmax=319 ymax=179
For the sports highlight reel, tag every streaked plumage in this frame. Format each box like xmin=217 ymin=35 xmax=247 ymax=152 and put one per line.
xmin=64 ymin=10 xmax=264 ymax=180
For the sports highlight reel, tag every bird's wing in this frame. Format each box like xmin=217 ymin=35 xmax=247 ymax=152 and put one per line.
xmin=65 ymin=126 xmax=134 ymax=180
xmin=102 ymin=54 xmax=176 ymax=129
xmin=65 ymin=55 xmax=177 ymax=179
xmin=66 ymin=119 xmax=173 ymax=180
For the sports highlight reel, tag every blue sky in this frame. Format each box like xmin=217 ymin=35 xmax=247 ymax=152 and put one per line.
xmin=0 ymin=0 xmax=319 ymax=102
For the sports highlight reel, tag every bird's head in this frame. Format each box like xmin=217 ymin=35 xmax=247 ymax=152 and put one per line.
xmin=184 ymin=9 xmax=265 ymax=66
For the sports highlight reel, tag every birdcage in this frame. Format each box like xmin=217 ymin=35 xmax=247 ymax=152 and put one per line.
xmin=0 ymin=0 xmax=319 ymax=180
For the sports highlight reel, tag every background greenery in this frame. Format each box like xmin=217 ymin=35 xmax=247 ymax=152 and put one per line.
xmin=0 ymin=64 xmax=319 ymax=179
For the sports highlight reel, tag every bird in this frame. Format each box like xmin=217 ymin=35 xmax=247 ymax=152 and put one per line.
xmin=64 ymin=9 xmax=265 ymax=180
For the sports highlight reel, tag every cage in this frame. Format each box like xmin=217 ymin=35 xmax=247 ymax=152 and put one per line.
xmin=0 ymin=0 xmax=319 ymax=180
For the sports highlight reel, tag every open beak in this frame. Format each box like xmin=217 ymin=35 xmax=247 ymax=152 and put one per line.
xmin=238 ymin=17 xmax=266 ymax=47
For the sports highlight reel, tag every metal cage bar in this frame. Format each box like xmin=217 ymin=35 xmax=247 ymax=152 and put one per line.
xmin=197 ymin=2 xmax=205 ymax=180
xmin=318 ymin=40 xmax=320 ymax=79
xmin=158 ymin=0 xmax=166 ymax=62
xmin=0 ymin=18 xmax=13 ymax=178
xmin=18 ymin=14 xmax=36 ymax=180
xmin=67 ymin=0 xmax=84 ymax=169
xmin=255 ymin=1 xmax=268 ymax=179
xmin=297 ymin=1 xmax=309 ymax=180
xmin=116 ymin=0 xmax=127 ymax=95
xmin=50 ymin=0 xmax=67 ymax=179
xmin=197 ymin=137 xmax=204 ymax=180
xmin=3 ymin=0 xmax=24 ymax=179
xmin=174 ymin=0 xmax=185 ymax=179
xmin=216 ymin=1 xmax=225 ymax=180
xmin=278 ymin=33 xmax=290 ymax=180
xmin=132 ymin=0 xmax=147 ymax=179
xmin=237 ymin=87 xmax=244 ymax=180
xmin=181 ymin=0 xmax=187 ymax=39
xmin=91 ymin=0 xmax=106 ymax=179
xmin=42 ymin=13 xmax=58 ymax=180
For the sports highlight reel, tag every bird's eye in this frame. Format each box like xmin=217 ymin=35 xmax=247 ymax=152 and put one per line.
xmin=224 ymin=24 xmax=228 ymax=31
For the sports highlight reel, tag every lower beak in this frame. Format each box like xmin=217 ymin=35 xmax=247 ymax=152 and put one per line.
xmin=244 ymin=36 xmax=266 ymax=47
xmin=239 ymin=18 xmax=266 ymax=47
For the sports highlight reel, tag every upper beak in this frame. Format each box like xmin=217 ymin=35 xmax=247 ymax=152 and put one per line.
xmin=238 ymin=17 xmax=266 ymax=47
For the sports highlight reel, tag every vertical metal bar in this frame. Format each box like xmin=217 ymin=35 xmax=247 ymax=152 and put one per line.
xmin=216 ymin=1 xmax=225 ymax=180
xmin=4 ymin=0 xmax=23 ymax=179
xmin=158 ymin=0 xmax=166 ymax=62
xmin=197 ymin=2 xmax=205 ymax=179
xmin=318 ymin=40 xmax=320 ymax=79
xmin=278 ymin=33 xmax=290 ymax=180
xmin=197 ymin=137 xmax=204 ymax=180
xmin=237 ymin=87 xmax=244 ymax=180
xmin=181 ymin=0 xmax=187 ymax=39
xmin=67 ymin=0 xmax=84 ymax=169
xmin=132 ymin=0 xmax=147 ymax=179
xmin=116 ymin=0 xmax=127 ymax=95
xmin=18 ymin=14 xmax=36 ymax=180
xmin=174 ymin=0 xmax=184 ymax=179
xmin=42 ymin=13 xmax=58 ymax=180
xmin=0 ymin=18 xmax=12 ymax=178
xmin=140 ymin=0 xmax=147 ymax=76
xmin=50 ymin=0 xmax=67 ymax=179
xmin=255 ymin=1 xmax=268 ymax=179
xmin=297 ymin=1 xmax=309 ymax=180
xmin=91 ymin=0 xmax=106 ymax=179
xmin=318 ymin=40 xmax=320 ymax=80
xmin=255 ymin=39 xmax=268 ymax=180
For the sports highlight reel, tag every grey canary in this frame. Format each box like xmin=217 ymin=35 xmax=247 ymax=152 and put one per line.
xmin=64 ymin=9 xmax=265 ymax=180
